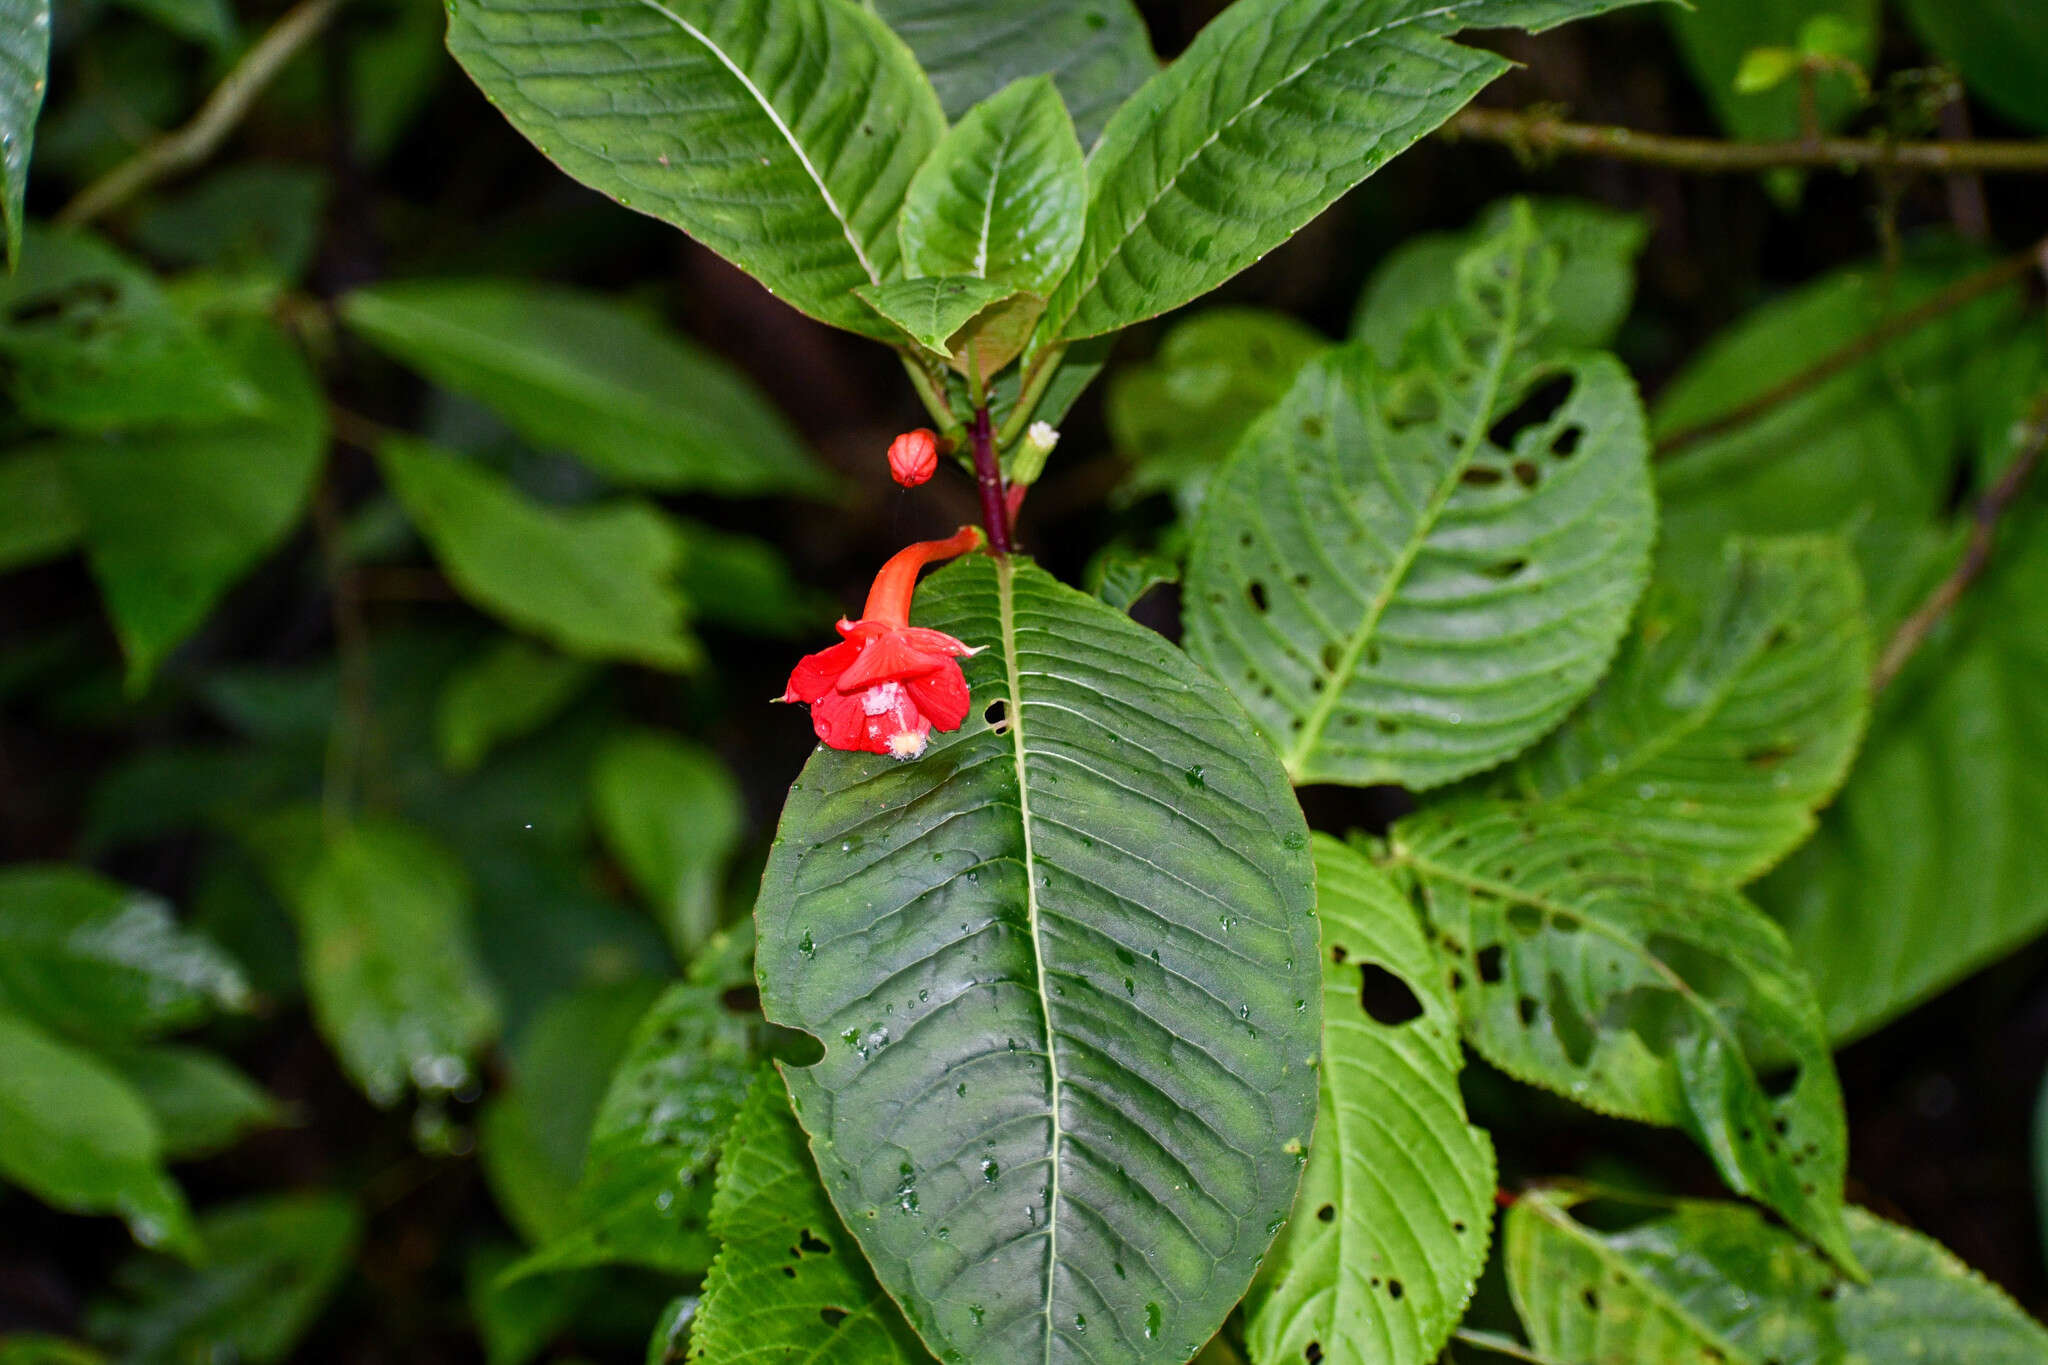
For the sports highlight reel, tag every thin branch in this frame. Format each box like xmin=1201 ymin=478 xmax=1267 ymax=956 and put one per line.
xmin=58 ymin=0 xmax=346 ymax=226
xmin=1655 ymin=238 xmax=2048 ymax=460
xmin=1872 ymin=393 xmax=2048 ymax=693
xmin=1446 ymin=106 xmax=2048 ymax=175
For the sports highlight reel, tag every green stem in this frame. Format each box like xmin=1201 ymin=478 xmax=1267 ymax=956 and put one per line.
xmin=997 ymin=344 xmax=1067 ymax=449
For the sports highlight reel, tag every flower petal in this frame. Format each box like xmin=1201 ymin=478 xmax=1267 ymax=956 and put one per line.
xmin=808 ymin=688 xmax=887 ymax=754
xmin=903 ymin=660 xmax=971 ymax=732
xmin=784 ymin=638 xmax=863 ymax=704
xmin=834 ymin=629 xmax=953 ymax=692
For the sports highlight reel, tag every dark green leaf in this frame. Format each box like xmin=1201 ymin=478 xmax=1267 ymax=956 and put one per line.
xmin=1390 ymin=803 xmax=1854 ymax=1268
xmin=689 ymin=1068 xmax=926 ymax=1364
xmin=59 ymin=317 xmax=326 ymax=686
xmin=1245 ymin=837 xmax=1493 ymax=1365
xmin=591 ymin=730 xmax=743 ymax=960
xmin=1353 ymin=196 xmax=1649 ymax=360
xmin=0 ymin=1336 xmax=103 ymax=1365
xmin=0 ymin=864 xmax=249 ymax=1044
xmin=133 ymin=165 xmax=326 ymax=277
xmin=900 ymin=74 xmax=1084 ymax=301
xmin=1510 ymin=535 xmax=1872 ymax=884
xmin=1185 ymin=211 xmax=1654 ymax=789
xmin=89 ymin=1193 xmax=361 ymax=1365
xmin=1107 ymin=307 xmax=1327 ymax=515
xmin=870 ymin=0 xmax=1156 ymax=147
xmin=509 ymin=983 xmax=753 ymax=1279
xmin=1505 ymin=1188 xmax=2048 ymax=1363
xmin=1897 ymin=0 xmax=2048 ymax=132
xmin=109 ymin=0 xmax=237 ymax=48
xmin=1040 ymin=0 xmax=1657 ymax=343
xmin=0 ymin=228 xmax=258 ymax=428
xmin=756 ymin=553 xmax=1320 ymax=1362
xmin=466 ymin=1244 xmax=596 ymax=1365
xmin=0 ymin=450 xmax=79 ymax=572
xmin=1086 ymin=545 xmax=1179 ymax=614
xmin=436 ymin=637 xmax=599 ymax=773
xmin=1667 ymin=0 xmax=1874 ymax=146
xmin=446 ymin=0 xmax=944 ymax=340
xmin=0 ymin=1010 xmax=197 ymax=1258
xmin=343 ymin=281 xmax=825 ymax=496
xmin=0 ymin=0 xmax=48 ymax=267
xmin=377 ymin=436 xmax=699 ymax=671
xmin=290 ymin=820 xmax=502 ymax=1106
xmin=102 ymin=1044 xmax=284 ymax=1162
xmin=671 ymin=517 xmax=830 ymax=637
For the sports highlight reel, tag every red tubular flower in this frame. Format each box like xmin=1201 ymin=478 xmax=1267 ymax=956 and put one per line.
xmin=780 ymin=526 xmax=983 ymax=760
xmin=887 ymin=429 xmax=939 ymax=487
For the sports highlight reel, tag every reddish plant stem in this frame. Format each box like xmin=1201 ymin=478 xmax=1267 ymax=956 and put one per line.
xmin=970 ymin=405 xmax=1012 ymax=555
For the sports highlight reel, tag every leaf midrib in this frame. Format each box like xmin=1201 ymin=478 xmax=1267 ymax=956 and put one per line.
xmin=633 ymin=0 xmax=882 ymax=286
xmin=996 ymin=555 xmax=1065 ymax=1363
xmin=1282 ymin=248 xmax=1525 ymax=778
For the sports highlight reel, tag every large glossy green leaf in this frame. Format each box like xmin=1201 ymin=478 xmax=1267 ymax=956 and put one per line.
xmin=342 ymin=281 xmax=824 ymax=496
xmin=102 ymin=1045 xmax=283 ymax=1162
xmin=756 ymin=553 xmax=1321 ymax=1363
xmin=1764 ymin=509 xmax=2048 ymax=1041
xmin=1039 ymin=0 xmax=1656 ymax=344
xmin=1509 ymin=536 xmax=1871 ymax=885
xmin=689 ymin=1068 xmax=926 ymax=1364
xmin=446 ymin=0 xmax=943 ymax=340
xmin=0 ymin=1010 xmax=197 ymax=1258
xmin=900 ymin=75 xmax=1084 ymax=301
xmin=0 ymin=450 xmax=79 ymax=572
xmin=1505 ymin=1189 xmax=2048 ymax=1364
xmin=1653 ymin=249 xmax=2031 ymax=625
xmin=0 ymin=228 xmax=258 ymax=428
xmin=1107 ymin=308 xmax=1327 ymax=516
xmin=378 ymin=436 xmax=698 ymax=671
xmin=592 ymin=731 xmax=743 ymax=960
xmin=59 ymin=318 xmax=326 ymax=686
xmin=1389 ymin=803 xmax=1854 ymax=1268
xmin=870 ymin=0 xmax=1155 ymax=147
xmin=1896 ymin=0 xmax=2048 ymax=133
xmin=0 ymin=0 xmax=48 ymax=267
xmin=1185 ymin=213 xmax=1654 ymax=790
xmin=1353 ymin=196 xmax=1649 ymax=361
xmin=1245 ymin=837 xmax=1493 ymax=1365
xmin=89 ymin=1193 xmax=361 ymax=1365
xmin=0 ymin=865 xmax=248 ymax=1044
xmin=509 ymin=983 xmax=753 ymax=1279
xmin=1667 ymin=0 xmax=1876 ymax=146
xmin=290 ymin=821 xmax=502 ymax=1106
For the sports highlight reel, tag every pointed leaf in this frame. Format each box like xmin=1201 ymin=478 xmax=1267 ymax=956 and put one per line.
xmin=0 ymin=865 xmax=249 ymax=1045
xmin=446 ymin=0 xmax=944 ymax=340
xmin=0 ymin=1010 xmax=197 ymax=1259
xmin=855 ymin=274 xmax=1019 ymax=361
xmin=756 ymin=553 xmax=1321 ymax=1363
xmin=870 ymin=0 xmax=1155 ymax=147
xmin=1511 ymin=536 xmax=1872 ymax=885
xmin=342 ymin=281 xmax=825 ymax=496
xmin=591 ymin=730 xmax=744 ymax=959
xmin=1246 ymin=837 xmax=1493 ymax=1365
xmin=0 ymin=0 xmax=48 ymax=267
xmin=1040 ymin=0 xmax=1658 ymax=343
xmin=509 ymin=983 xmax=753 ymax=1279
xmin=436 ymin=638 xmax=599 ymax=774
xmin=1506 ymin=1189 xmax=2048 ymax=1365
xmin=58 ymin=317 xmax=326 ymax=686
xmin=1086 ymin=545 xmax=1179 ymax=615
xmin=900 ymin=75 xmax=1084 ymax=299
xmin=378 ymin=436 xmax=698 ymax=671
xmin=291 ymin=821 xmax=501 ymax=1106
xmin=1186 ymin=213 xmax=1654 ymax=789
xmin=102 ymin=1045 xmax=284 ymax=1162
xmin=689 ymin=1068 xmax=926 ymax=1364
xmin=1391 ymin=803 xmax=1853 ymax=1267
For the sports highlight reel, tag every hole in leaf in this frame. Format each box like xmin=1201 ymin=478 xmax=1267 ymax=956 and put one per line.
xmin=1582 ymin=1287 xmax=1600 ymax=1313
xmin=1247 ymin=581 xmax=1269 ymax=613
xmin=1316 ymin=1203 xmax=1336 ymax=1223
xmin=1320 ymin=642 xmax=1342 ymax=672
xmin=1475 ymin=945 xmax=1504 ymax=984
xmin=1512 ymin=460 xmax=1540 ymax=489
xmin=1305 ymin=1344 xmax=1324 ymax=1364
xmin=1548 ymin=975 xmax=1596 ymax=1066
xmin=1387 ymin=1279 xmax=1404 ymax=1300
xmin=1551 ymin=425 xmax=1583 ymax=458
xmin=1460 ymin=465 xmax=1505 ymax=486
xmin=721 ymin=984 xmax=761 ymax=1014
xmin=1482 ymin=558 xmax=1529 ymax=579
xmin=1518 ymin=996 xmax=1538 ymax=1025
xmin=820 ymin=1308 xmax=848 ymax=1329
xmin=985 ymin=699 xmax=1008 ymax=734
xmin=1331 ymin=944 xmax=1350 ymax=964
xmin=1358 ymin=964 xmax=1424 ymax=1024
xmin=799 ymin=1229 xmax=831 ymax=1255
xmin=1301 ymin=415 xmax=1326 ymax=439
xmin=1507 ymin=904 xmax=1543 ymax=936
xmin=1487 ymin=374 xmax=1575 ymax=449
xmin=1375 ymin=718 xmax=1399 ymax=735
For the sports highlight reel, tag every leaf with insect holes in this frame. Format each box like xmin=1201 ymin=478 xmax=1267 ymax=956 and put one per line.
xmin=755 ymin=553 xmax=1321 ymax=1364
xmin=446 ymin=0 xmax=943 ymax=342
xmin=1185 ymin=206 xmax=1654 ymax=790
xmin=1245 ymin=837 xmax=1494 ymax=1365
xmin=1510 ymin=535 xmax=1872 ymax=885
xmin=1040 ymin=0 xmax=1663 ymax=345
xmin=1390 ymin=802 xmax=1855 ymax=1270
xmin=1506 ymin=1188 xmax=2048 ymax=1364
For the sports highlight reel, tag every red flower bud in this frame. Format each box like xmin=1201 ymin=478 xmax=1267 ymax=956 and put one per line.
xmin=888 ymin=428 xmax=939 ymax=487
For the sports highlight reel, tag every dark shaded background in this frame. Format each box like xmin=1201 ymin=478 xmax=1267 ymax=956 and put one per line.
xmin=5 ymin=1 xmax=2047 ymax=1357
